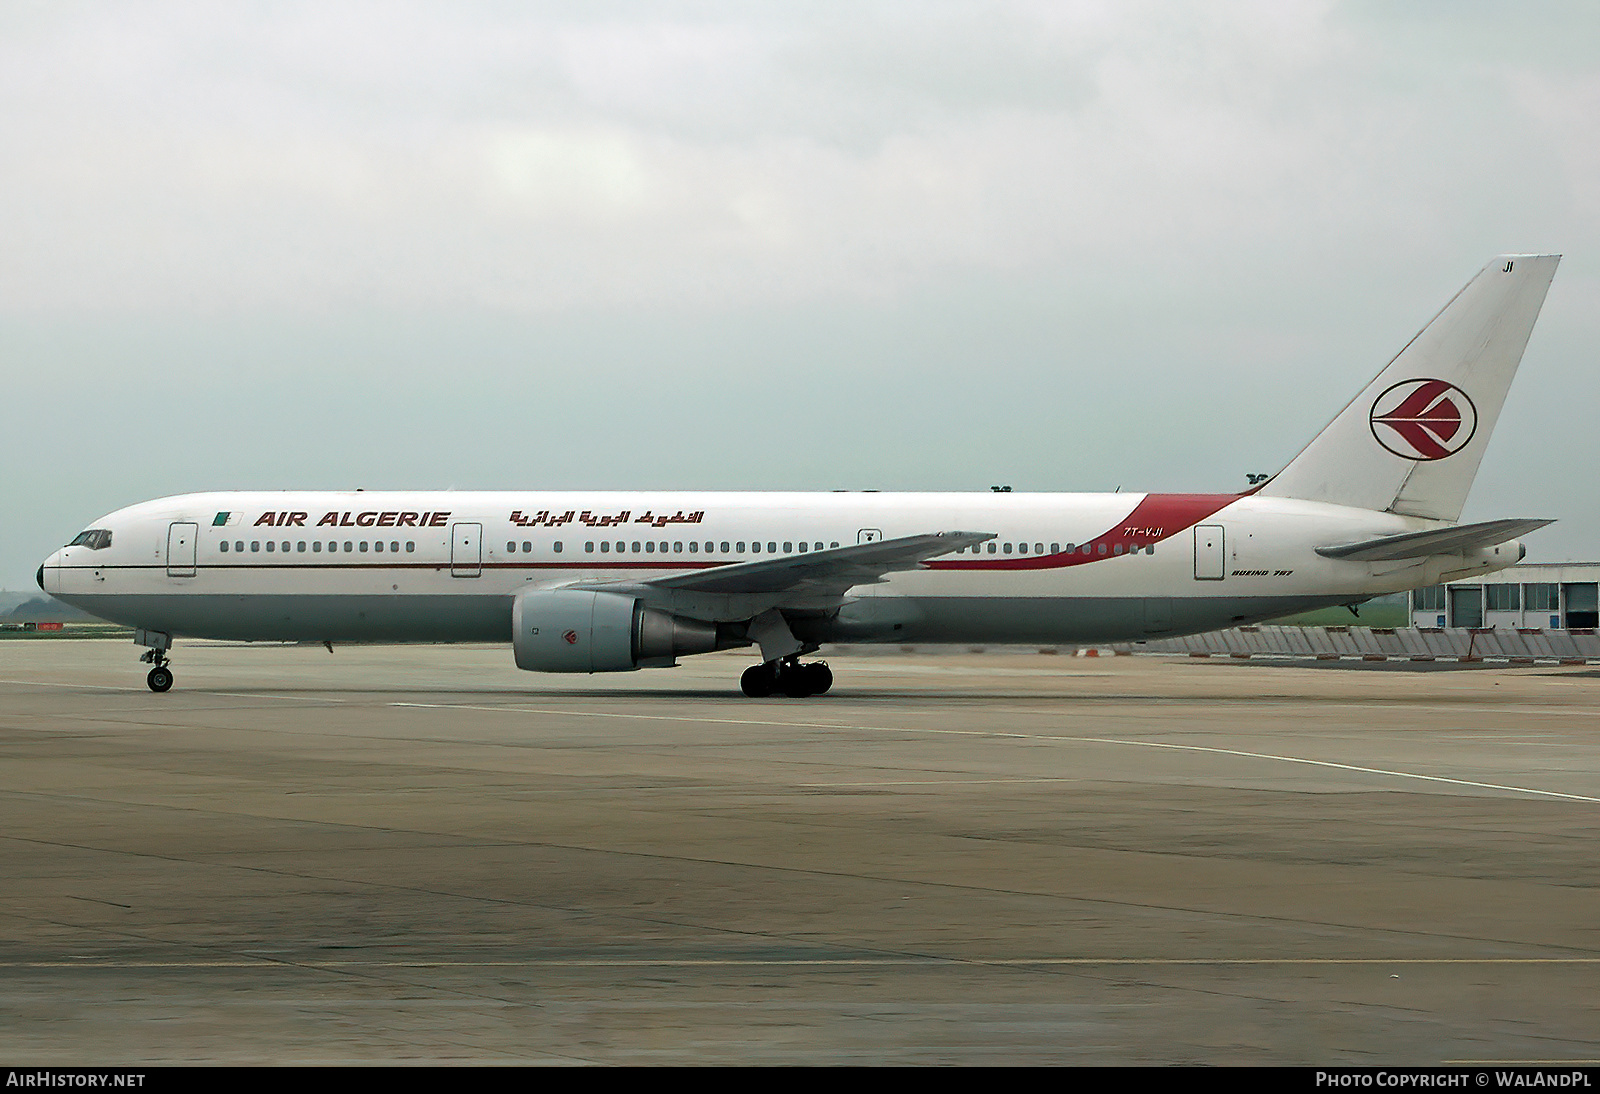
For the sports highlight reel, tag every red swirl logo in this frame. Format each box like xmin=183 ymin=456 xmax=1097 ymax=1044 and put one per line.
xmin=1369 ymin=379 xmax=1477 ymax=461
xmin=562 ymin=630 xmax=579 ymax=645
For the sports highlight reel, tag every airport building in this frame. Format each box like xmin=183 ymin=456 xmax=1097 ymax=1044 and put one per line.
xmin=1409 ymin=562 xmax=1600 ymax=630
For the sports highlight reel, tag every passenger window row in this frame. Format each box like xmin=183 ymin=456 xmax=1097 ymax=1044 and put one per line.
xmin=211 ymin=535 xmax=1152 ymax=561
xmin=219 ymin=540 xmax=416 ymax=555
xmin=955 ymin=541 xmax=1154 ymax=557
xmin=583 ymin=540 xmax=841 ymax=555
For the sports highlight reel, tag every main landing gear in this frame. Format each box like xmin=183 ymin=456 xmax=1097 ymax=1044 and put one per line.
xmin=741 ymin=657 xmax=833 ymax=699
xmin=136 ymin=629 xmax=174 ymax=693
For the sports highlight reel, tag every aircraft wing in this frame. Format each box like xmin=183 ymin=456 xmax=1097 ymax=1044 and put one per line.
xmin=1314 ymin=518 xmax=1553 ymax=562
xmin=587 ymin=531 xmax=994 ymax=599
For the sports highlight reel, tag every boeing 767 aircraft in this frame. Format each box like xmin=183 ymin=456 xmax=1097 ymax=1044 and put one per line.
xmin=40 ymin=255 xmax=1559 ymax=696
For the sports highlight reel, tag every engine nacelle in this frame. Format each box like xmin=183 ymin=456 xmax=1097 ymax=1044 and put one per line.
xmin=512 ymin=589 xmax=733 ymax=673
xmin=1435 ymin=540 xmax=1527 ymax=584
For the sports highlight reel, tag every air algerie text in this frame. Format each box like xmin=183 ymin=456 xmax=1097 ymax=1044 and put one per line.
xmin=509 ymin=508 xmax=708 ymax=529
xmin=254 ymin=511 xmax=451 ymax=528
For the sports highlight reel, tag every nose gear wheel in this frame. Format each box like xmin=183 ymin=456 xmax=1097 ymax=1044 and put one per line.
xmin=139 ymin=640 xmax=174 ymax=693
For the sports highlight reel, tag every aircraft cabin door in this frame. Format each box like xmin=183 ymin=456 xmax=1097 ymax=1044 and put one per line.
xmin=166 ymin=522 xmax=198 ymax=578
xmin=1193 ymin=525 xmax=1225 ymax=581
xmin=450 ymin=523 xmax=482 ymax=578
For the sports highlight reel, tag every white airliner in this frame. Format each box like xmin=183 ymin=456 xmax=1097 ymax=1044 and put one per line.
xmin=41 ymin=255 xmax=1559 ymax=696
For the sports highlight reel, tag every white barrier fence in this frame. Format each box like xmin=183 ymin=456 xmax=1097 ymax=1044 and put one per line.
xmin=1111 ymin=626 xmax=1600 ymax=663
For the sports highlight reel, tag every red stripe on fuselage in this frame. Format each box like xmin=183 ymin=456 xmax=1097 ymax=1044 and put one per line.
xmin=927 ymin=493 xmax=1240 ymax=570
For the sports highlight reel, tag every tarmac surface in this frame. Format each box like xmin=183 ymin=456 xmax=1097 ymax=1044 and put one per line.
xmin=1 ymin=639 xmax=1597 ymax=1065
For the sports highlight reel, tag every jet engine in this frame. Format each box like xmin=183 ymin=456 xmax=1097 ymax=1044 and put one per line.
xmin=512 ymin=588 xmax=741 ymax=672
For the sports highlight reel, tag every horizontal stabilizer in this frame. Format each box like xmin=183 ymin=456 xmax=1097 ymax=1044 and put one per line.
xmin=1314 ymin=518 xmax=1553 ymax=562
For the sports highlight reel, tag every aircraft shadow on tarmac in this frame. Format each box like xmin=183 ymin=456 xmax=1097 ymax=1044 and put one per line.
xmin=138 ymin=684 xmax=1184 ymax=703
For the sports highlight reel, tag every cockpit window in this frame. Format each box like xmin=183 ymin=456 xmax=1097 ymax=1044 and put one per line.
xmin=67 ymin=529 xmax=113 ymax=550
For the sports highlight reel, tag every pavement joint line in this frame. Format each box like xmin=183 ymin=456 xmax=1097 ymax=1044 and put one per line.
xmin=11 ymin=679 xmax=1598 ymax=717
xmin=387 ymin=701 xmax=1600 ymax=804
xmin=799 ymin=778 xmax=1086 ymax=786
xmin=9 ymin=958 xmax=1600 ymax=969
xmin=982 ymin=703 xmax=1600 ymax=718
xmin=0 ymin=679 xmax=138 ymax=691
xmin=1041 ymin=736 xmax=1600 ymax=804
xmin=0 ymin=679 xmax=348 ymax=705
xmin=388 ymin=701 xmax=871 ymax=732
xmin=208 ymin=691 xmax=348 ymax=703
xmin=1447 ymin=1062 xmax=1600 ymax=1067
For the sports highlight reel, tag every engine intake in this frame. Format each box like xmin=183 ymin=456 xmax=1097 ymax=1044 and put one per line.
xmin=512 ymin=589 xmax=738 ymax=672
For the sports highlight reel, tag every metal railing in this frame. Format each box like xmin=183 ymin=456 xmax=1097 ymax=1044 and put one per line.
xmin=1114 ymin=626 xmax=1600 ymax=662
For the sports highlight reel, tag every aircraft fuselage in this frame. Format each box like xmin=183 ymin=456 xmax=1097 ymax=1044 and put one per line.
xmin=40 ymin=489 xmax=1520 ymax=648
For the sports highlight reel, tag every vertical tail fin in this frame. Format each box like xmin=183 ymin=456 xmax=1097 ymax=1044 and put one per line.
xmin=1260 ymin=255 xmax=1559 ymax=521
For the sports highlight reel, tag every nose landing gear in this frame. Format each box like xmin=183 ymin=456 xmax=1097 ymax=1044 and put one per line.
xmin=136 ymin=629 xmax=174 ymax=693
xmin=144 ymin=662 xmax=174 ymax=693
xmin=740 ymin=657 xmax=833 ymax=698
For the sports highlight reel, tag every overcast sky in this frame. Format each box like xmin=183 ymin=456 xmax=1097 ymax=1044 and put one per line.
xmin=4 ymin=0 xmax=1598 ymax=590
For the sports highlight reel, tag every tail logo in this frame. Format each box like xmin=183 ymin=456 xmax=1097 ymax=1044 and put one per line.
xmin=1369 ymin=379 xmax=1478 ymax=461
